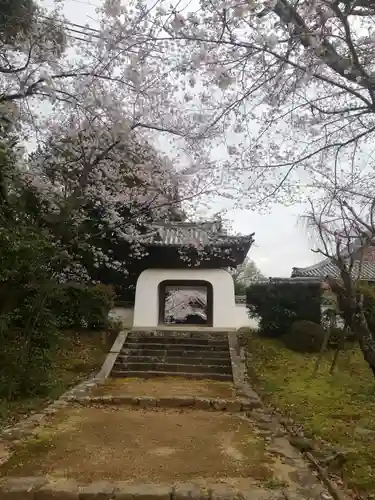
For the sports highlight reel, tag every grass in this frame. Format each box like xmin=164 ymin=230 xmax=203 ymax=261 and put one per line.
xmin=0 ymin=330 xmax=117 ymax=430
xmin=245 ymin=333 xmax=375 ymax=497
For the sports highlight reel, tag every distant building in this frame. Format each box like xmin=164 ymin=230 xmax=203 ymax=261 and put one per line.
xmin=291 ymin=245 xmax=375 ymax=282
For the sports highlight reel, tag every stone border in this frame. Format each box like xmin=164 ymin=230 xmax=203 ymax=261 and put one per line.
xmin=96 ymin=330 xmax=129 ymax=381
xmin=68 ymin=394 xmax=262 ymax=411
xmin=0 ymin=477 xmax=284 ymax=500
xmin=0 ymin=330 xmax=128 ymax=442
xmin=228 ymin=331 xmax=262 ymax=404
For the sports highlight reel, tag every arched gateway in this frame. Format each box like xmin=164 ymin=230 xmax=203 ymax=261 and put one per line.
xmin=133 ymin=221 xmax=254 ymax=331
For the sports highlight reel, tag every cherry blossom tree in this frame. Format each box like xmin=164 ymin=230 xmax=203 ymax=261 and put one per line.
xmin=0 ymin=0 xmax=67 ymax=124
xmin=22 ymin=105 xmax=191 ymax=281
xmin=90 ymin=0 xmax=375 ymax=207
xmin=230 ymin=256 xmax=265 ymax=294
xmin=306 ymin=195 xmax=375 ymax=377
xmin=11 ymin=0 xmax=375 ymax=212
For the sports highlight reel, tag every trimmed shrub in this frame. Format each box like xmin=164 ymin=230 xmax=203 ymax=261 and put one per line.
xmin=246 ymin=281 xmax=321 ymax=337
xmin=283 ymin=320 xmax=326 ymax=353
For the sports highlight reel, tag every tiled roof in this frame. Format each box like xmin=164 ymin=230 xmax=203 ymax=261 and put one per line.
xmin=141 ymin=221 xmax=255 ymax=248
xmin=292 ymin=259 xmax=375 ymax=281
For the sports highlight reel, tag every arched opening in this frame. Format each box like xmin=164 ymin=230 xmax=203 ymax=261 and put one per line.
xmin=158 ymin=279 xmax=213 ymax=327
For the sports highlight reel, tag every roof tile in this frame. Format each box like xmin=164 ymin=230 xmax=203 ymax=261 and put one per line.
xmin=292 ymin=260 xmax=375 ymax=280
xmin=142 ymin=221 xmax=255 ymax=248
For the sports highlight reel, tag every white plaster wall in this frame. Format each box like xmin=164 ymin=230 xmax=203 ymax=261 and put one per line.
xmin=236 ymin=304 xmax=259 ymax=330
xmin=133 ymin=268 xmax=237 ymax=330
xmin=109 ymin=305 xmax=259 ymax=330
xmin=109 ymin=307 xmax=134 ymax=328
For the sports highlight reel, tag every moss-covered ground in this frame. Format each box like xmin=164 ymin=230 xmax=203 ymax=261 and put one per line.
xmin=245 ymin=332 xmax=375 ymax=496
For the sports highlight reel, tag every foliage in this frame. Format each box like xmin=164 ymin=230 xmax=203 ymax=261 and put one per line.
xmin=359 ymin=283 xmax=375 ymax=338
xmin=2 ymin=0 xmax=375 ymax=214
xmin=0 ymin=228 xmax=115 ymax=400
xmin=0 ymin=0 xmax=35 ymax=41
xmin=230 ymin=258 xmax=265 ymax=285
xmin=246 ymin=333 xmax=375 ymax=495
xmin=327 ymin=327 xmax=349 ymax=348
xmin=246 ymin=281 xmax=321 ymax=337
xmin=0 ymin=135 xmax=116 ymax=402
xmin=0 ymin=225 xmax=64 ymax=400
xmin=231 ymin=258 xmax=265 ymax=296
xmin=50 ymin=283 xmax=116 ymax=330
xmin=23 ymin=108 xmax=186 ymax=283
xmin=283 ymin=320 xmax=326 ymax=353
xmin=306 ymin=198 xmax=375 ymax=377
xmin=0 ymin=330 xmax=114 ymax=429
xmin=78 ymin=0 xmax=375 ymax=209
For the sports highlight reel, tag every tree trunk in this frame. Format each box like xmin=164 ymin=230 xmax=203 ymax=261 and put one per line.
xmin=312 ymin=327 xmax=330 ymax=378
xmin=330 ymin=271 xmax=375 ymax=377
xmin=329 ymin=327 xmax=346 ymax=375
xmin=353 ymin=300 xmax=375 ymax=378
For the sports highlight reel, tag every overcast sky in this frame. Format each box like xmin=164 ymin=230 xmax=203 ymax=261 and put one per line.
xmin=40 ymin=0 xmax=323 ymax=277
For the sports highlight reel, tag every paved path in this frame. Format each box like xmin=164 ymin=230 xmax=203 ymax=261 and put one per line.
xmin=0 ymin=376 xmax=333 ymax=500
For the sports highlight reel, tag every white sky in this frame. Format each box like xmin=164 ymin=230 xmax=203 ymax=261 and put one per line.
xmin=39 ymin=0 xmax=323 ymax=277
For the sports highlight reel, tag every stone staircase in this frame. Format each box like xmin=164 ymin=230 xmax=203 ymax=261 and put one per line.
xmin=111 ymin=330 xmax=233 ymax=380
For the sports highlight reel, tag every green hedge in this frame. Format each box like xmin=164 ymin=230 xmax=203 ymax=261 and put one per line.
xmin=246 ymin=281 xmax=321 ymax=337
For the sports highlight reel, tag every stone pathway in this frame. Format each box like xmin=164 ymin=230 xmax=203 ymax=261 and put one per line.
xmin=0 ymin=375 xmax=337 ymax=500
xmin=91 ymin=377 xmax=237 ymax=399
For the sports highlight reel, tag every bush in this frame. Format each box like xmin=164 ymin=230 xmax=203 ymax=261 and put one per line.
xmin=0 ymin=227 xmax=64 ymax=400
xmin=0 ymin=282 xmax=115 ymax=400
xmin=283 ymin=320 xmax=326 ymax=353
xmin=0 ymin=285 xmax=61 ymax=400
xmin=359 ymin=283 xmax=375 ymax=338
xmin=51 ymin=283 xmax=116 ymax=330
xmin=246 ymin=281 xmax=321 ymax=337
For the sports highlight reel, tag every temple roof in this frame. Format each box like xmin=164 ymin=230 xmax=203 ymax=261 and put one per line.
xmin=141 ymin=221 xmax=255 ymax=249
xmin=292 ymin=237 xmax=375 ymax=281
xmin=291 ymin=258 xmax=375 ymax=281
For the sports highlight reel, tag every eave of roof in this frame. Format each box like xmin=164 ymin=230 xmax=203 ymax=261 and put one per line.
xmin=140 ymin=221 xmax=255 ymax=249
xmin=291 ymin=259 xmax=375 ymax=281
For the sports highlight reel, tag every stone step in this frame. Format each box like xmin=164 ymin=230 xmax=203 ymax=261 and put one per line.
xmin=123 ymin=342 xmax=228 ymax=351
xmin=110 ymin=370 xmax=233 ymax=380
xmin=113 ymin=362 xmax=232 ymax=374
xmin=116 ymin=355 xmax=232 ymax=366
xmin=0 ymin=478 xmax=275 ymax=499
xmin=127 ymin=331 xmax=229 ymax=340
xmin=126 ymin=336 xmax=229 ymax=346
xmin=72 ymin=395 xmax=258 ymax=412
xmin=121 ymin=348 xmax=230 ymax=359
